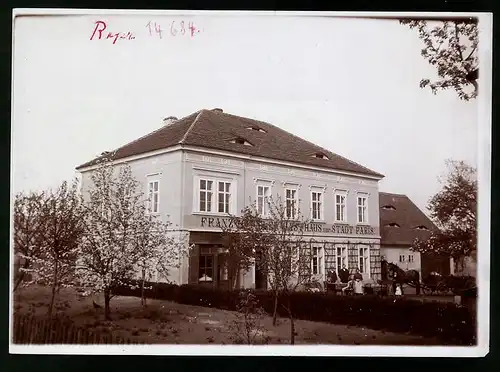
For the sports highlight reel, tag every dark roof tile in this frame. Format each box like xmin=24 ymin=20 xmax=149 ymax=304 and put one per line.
xmin=379 ymin=192 xmax=438 ymax=246
xmin=76 ymin=109 xmax=383 ymax=178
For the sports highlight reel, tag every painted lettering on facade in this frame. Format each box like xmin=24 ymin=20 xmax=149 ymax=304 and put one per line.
xmin=198 ymin=216 xmax=375 ymax=235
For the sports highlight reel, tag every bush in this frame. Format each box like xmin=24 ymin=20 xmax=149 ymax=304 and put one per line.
xmin=113 ymin=281 xmax=475 ymax=345
xmin=444 ymin=275 xmax=476 ymax=295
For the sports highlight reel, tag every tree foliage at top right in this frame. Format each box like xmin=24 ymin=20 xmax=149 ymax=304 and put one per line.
xmin=401 ymin=19 xmax=478 ymax=101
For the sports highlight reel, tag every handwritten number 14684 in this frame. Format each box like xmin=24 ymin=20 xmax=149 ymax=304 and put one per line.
xmin=146 ymin=21 xmax=201 ymax=38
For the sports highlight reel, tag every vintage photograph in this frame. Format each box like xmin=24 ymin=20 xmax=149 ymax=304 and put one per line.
xmin=10 ymin=10 xmax=491 ymax=356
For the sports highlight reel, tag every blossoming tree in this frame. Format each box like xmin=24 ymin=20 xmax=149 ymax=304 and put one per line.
xmin=225 ymin=196 xmax=314 ymax=344
xmin=77 ymin=156 xmax=186 ymax=319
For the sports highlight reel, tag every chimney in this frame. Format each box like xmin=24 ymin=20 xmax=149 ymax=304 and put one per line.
xmin=212 ymin=108 xmax=223 ymax=113
xmin=163 ymin=116 xmax=178 ymax=126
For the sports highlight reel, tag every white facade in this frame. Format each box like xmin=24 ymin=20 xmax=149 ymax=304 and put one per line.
xmin=380 ymin=247 xmax=422 ymax=273
xmin=79 ymin=145 xmax=384 ymax=288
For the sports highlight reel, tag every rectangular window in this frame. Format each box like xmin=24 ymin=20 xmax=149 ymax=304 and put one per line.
xmin=199 ymin=254 xmax=214 ymax=282
xmin=148 ymin=180 xmax=159 ymax=213
xmin=311 ymin=191 xmax=323 ymax=220
xmin=312 ymin=247 xmax=322 ymax=275
xmin=199 ymin=179 xmax=214 ymax=212
xmin=335 ymin=191 xmax=347 ymax=222
xmin=408 ymin=255 xmax=414 ymax=263
xmin=358 ymin=247 xmax=370 ymax=274
xmin=357 ymin=194 xmax=368 ymax=223
xmin=399 ymin=255 xmax=405 ymax=263
xmin=218 ymin=181 xmax=231 ymax=214
xmin=285 ymin=188 xmax=298 ymax=219
xmin=257 ymin=185 xmax=271 ymax=217
xmin=336 ymin=246 xmax=347 ymax=273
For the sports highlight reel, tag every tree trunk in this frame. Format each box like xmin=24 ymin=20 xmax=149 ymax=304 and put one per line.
xmin=48 ymin=283 xmax=56 ymax=318
xmin=141 ymin=269 xmax=146 ymax=307
xmin=13 ymin=260 xmax=30 ymax=292
xmin=230 ymin=265 xmax=239 ymax=290
xmin=104 ymin=288 xmax=111 ymax=320
xmin=286 ymin=296 xmax=295 ymax=345
xmin=272 ymin=291 xmax=278 ymax=326
xmin=415 ymin=271 xmax=421 ymax=295
xmin=47 ymin=259 xmax=58 ymax=318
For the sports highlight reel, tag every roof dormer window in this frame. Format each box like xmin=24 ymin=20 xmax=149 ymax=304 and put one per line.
xmin=415 ymin=225 xmax=429 ymax=230
xmin=386 ymin=223 xmax=400 ymax=228
xmin=247 ymin=126 xmax=266 ymax=133
xmin=313 ymin=152 xmax=329 ymax=160
xmin=382 ymin=205 xmax=396 ymax=210
xmin=229 ymin=137 xmax=253 ymax=146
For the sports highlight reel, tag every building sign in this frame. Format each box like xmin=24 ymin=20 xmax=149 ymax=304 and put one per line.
xmin=197 ymin=216 xmax=376 ymax=235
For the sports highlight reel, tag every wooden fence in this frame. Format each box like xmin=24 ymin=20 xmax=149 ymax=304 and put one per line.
xmin=12 ymin=314 xmax=143 ymax=345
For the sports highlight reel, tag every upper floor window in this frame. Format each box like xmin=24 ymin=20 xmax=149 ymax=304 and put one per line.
xmin=199 ymin=179 xmax=214 ymax=213
xmin=334 ymin=190 xmax=347 ymax=222
xmin=198 ymin=178 xmax=234 ymax=214
xmin=148 ymin=180 xmax=160 ymax=214
xmin=257 ymin=184 xmax=271 ymax=217
xmin=399 ymin=254 xmax=405 ymax=262
xmin=408 ymin=255 xmax=414 ymax=263
xmin=218 ymin=181 xmax=231 ymax=214
xmin=357 ymin=193 xmax=368 ymax=224
xmin=311 ymin=190 xmax=323 ymax=221
xmin=285 ymin=188 xmax=298 ymax=219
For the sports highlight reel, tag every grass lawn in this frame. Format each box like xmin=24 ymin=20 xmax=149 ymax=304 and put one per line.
xmin=13 ymin=285 xmax=444 ymax=345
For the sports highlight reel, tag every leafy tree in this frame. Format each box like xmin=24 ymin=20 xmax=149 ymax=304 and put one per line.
xmin=226 ymin=196 xmax=314 ymax=344
xmin=400 ymin=18 xmax=478 ymax=101
xmin=13 ymin=191 xmax=46 ymax=291
xmin=412 ymin=160 xmax=477 ymax=274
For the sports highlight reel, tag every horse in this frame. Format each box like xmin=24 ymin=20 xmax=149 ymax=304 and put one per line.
xmin=386 ymin=262 xmax=421 ymax=295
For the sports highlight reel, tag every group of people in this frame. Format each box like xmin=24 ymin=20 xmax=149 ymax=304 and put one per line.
xmin=326 ymin=265 xmax=404 ymax=296
xmin=326 ymin=265 xmax=365 ymax=295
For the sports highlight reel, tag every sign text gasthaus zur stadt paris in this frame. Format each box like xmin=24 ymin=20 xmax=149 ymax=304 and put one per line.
xmin=198 ymin=216 xmax=376 ymax=235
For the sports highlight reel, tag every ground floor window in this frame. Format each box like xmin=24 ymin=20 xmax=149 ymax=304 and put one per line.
xmin=358 ymin=246 xmax=370 ymax=275
xmin=312 ymin=246 xmax=323 ymax=275
xmin=199 ymin=254 xmax=214 ymax=282
xmin=336 ymin=246 xmax=348 ymax=273
xmin=324 ymin=244 xmax=336 ymax=276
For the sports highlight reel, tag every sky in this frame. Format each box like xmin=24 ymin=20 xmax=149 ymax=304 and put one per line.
xmin=12 ymin=12 xmax=481 ymax=215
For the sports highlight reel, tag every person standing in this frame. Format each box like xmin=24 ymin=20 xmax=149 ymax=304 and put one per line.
xmin=353 ymin=277 xmax=363 ymax=295
xmin=395 ymin=283 xmax=402 ymax=297
xmin=339 ymin=265 xmax=349 ymax=283
xmin=353 ymin=268 xmax=363 ymax=281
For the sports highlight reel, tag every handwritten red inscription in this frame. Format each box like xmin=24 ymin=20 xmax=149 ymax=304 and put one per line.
xmin=146 ymin=20 xmax=201 ymax=39
xmin=90 ymin=21 xmax=135 ymax=44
